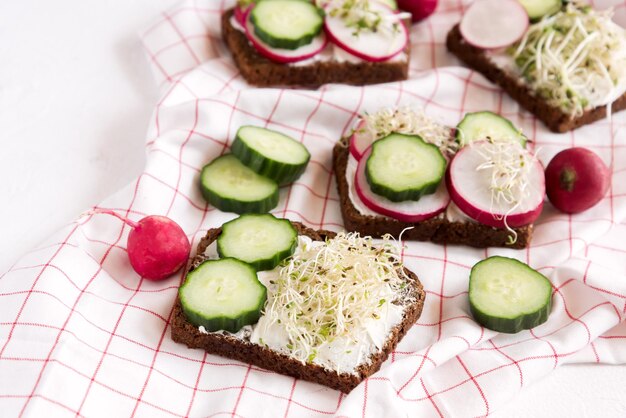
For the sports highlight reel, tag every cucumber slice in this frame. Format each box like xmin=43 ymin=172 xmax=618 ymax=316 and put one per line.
xmin=456 ymin=111 xmax=527 ymax=148
xmin=518 ymin=0 xmax=562 ymax=21
xmin=200 ymin=154 xmax=279 ymax=214
xmin=365 ymin=133 xmax=447 ymax=202
xmin=232 ymin=125 xmax=310 ymax=185
xmin=251 ymin=0 xmax=323 ymax=50
xmin=179 ymin=258 xmax=267 ymax=332
xmin=217 ymin=214 xmax=297 ymax=271
xmin=469 ymin=256 xmax=552 ymax=334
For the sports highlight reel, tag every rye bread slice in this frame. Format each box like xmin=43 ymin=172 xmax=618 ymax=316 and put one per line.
xmin=171 ymin=222 xmax=426 ymax=393
xmin=446 ymin=24 xmax=626 ymax=133
xmin=332 ymin=139 xmax=533 ymax=249
xmin=221 ymin=9 xmax=409 ymax=88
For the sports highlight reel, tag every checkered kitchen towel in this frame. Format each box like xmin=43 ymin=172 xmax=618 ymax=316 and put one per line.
xmin=3 ymin=0 xmax=626 ymax=416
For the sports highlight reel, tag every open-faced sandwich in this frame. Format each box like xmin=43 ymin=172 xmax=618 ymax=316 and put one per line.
xmin=222 ymin=0 xmax=411 ymax=87
xmin=171 ymin=214 xmax=425 ymax=392
xmin=447 ymin=0 xmax=626 ymax=132
xmin=333 ymin=107 xmax=546 ymax=248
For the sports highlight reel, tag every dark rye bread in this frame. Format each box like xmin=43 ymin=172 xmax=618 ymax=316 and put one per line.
xmin=446 ymin=24 xmax=626 ymax=133
xmin=332 ymin=140 xmax=533 ymax=249
xmin=221 ymin=9 xmax=409 ymax=88
xmin=171 ymin=222 xmax=425 ymax=393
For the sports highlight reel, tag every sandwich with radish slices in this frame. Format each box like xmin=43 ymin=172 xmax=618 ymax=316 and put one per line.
xmin=447 ymin=0 xmax=626 ymax=132
xmin=222 ymin=0 xmax=412 ymax=87
xmin=333 ymin=107 xmax=545 ymax=248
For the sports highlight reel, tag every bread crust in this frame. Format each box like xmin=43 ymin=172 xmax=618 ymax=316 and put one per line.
xmin=221 ymin=9 xmax=409 ymax=88
xmin=332 ymin=140 xmax=533 ymax=249
xmin=446 ymin=24 xmax=626 ymax=133
xmin=171 ymin=222 xmax=426 ymax=393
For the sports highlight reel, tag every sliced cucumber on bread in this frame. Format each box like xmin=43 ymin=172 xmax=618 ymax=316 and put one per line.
xmin=469 ymin=256 xmax=552 ymax=333
xmin=217 ymin=214 xmax=297 ymax=271
xmin=250 ymin=0 xmax=323 ymax=50
xmin=200 ymin=154 xmax=279 ymax=214
xmin=179 ymin=258 xmax=267 ymax=333
xmin=456 ymin=111 xmax=527 ymax=147
xmin=232 ymin=125 xmax=310 ymax=184
xmin=365 ymin=133 xmax=446 ymax=202
xmin=518 ymin=0 xmax=562 ymax=21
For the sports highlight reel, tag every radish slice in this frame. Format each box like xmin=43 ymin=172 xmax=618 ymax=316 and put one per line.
xmin=354 ymin=147 xmax=450 ymax=222
xmin=324 ymin=2 xmax=408 ymax=62
xmin=447 ymin=141 xmax=544 ymax=228
xmin=234 ymin=4 xmax=251 ymax=27
xmin=244 ymin=12 xmax=328 ymax=64
xmin=349 ymin=120 xmax=374 ymax=160
xmin=459 ymin=0 xmax=529 ymax=50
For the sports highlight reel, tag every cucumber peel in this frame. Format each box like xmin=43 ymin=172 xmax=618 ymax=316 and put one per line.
xmin=469 ymin=256 xmax=552 ymax=333
xmin=365 ymin=133 xmax=446 ymax=202
xmin=456 ymin=111 xmax=527 ymax=148
xmin=179 ymin=258 xmax=267 ymax=333
xmin=217 ymin=214 xmax=298 ymax=271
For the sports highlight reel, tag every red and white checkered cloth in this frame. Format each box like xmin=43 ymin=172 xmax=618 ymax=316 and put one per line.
xmin=3 ymin=0 xmax=626 ymax=416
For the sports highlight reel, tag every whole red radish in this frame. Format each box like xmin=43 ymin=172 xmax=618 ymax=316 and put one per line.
xmin=545 ymin=148 xmax=611 ymax=214
xmin=89 ymin=210 xmax=191 ymax=280
xmin=397 ymin=0 xmax=438 ymax=22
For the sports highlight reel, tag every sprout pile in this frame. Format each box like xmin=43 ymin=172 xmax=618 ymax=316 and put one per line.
xmin=360 ymin=107 xmax=457 ymax=155
xmin=474 ymin=139 xmax=537 ymax=243
xmin=262 ymin=232 xmax=412 ymax=364
xmin=510 ymin=2 xmax=626 ymax=116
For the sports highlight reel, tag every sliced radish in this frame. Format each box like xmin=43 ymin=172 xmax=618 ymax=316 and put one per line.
xmin=234 ymin=4 xmax=251 ymax=27
xmin=447 ymin=141 xmax=544 ymax=228
xmin=244 ymin=11 xmax=328 ymax=64
xmin=324 ymin=2 xmax=409 ymax=62
xmin=354 ymin=147 xmax=450 ymax=222
xmin=459 ymin=0 xmax=529 ymax=50
xmin=349 ymin=119 xmax=374 ymax=160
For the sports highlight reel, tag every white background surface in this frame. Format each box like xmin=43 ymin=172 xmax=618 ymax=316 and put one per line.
xmin=1 ymin=1 xmax=625 ymax=416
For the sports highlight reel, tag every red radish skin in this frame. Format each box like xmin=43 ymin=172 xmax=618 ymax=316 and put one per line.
xmin=545 ymin=148 xmax=611 ymax=214
xmin=397 ymin=0 xmax=437 ymax=23
xmin=349 ymin=119 xmax=371 ymax=160
xmin=354 ymin=147 xmax=450 ymax=222
xmin=244 ymin=10 xmax=328 ymax=64
xmin=447 ymin=141 xmax=545 ymax=228
xmin=234 ymin=4 xmax=252 ymax=26
xmin=89 ymin=210 xmax=191 ymax=281
xmin=459 ymin=0 xmax=529 ymax=50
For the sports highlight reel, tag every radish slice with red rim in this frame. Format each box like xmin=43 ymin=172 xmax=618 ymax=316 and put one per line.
xmin=244 ymin=11 xmax=328 ymax=63
xmin=447 ymin=140 xmax=544 ymax=229
xmin=459 ymin=0 xmax=529 ymax=50
xmin=324 ymin=2 xmax=409 ymax=62
xmin=354 ymin=147 xmax=450 ymax=223
xmin=349 ymin=119 xmax=373 ymax=160
xmin=234 ymin=4 xmax=251 ymax=26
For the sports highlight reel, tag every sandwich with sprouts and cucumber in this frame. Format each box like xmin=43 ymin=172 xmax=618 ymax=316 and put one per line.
xmin=171 ymin=214 xmax=425 ymax=393
xmin=222 ymin=0 xmax=412 ymax=87
xmin=447 ymin=0 xmax=626 ymax=132
xmin=333 ymin=106 xmax=545 ymax=248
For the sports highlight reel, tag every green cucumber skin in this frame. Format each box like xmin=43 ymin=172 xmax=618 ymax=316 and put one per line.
xmin=179 ymin=258 xmax=267 ymax=333
xmin=231 ymin=135 xmax=310 ymax=185
xmin=217 ymin=214 xmax=298 ymax=271
xmin=199 ymin=162 xmax=279 ymax=214
xmin=469 ymin=299 xmax=551 ymax=334
xmin=455 ymin=111 xmax=527 ymax=148
xmin=365 ymin=134 xmax=446 ymax=203
xmin=182 ymin=304 xmax=264 ymax=333
xmin=469 ymin=256 xmax=552 ymax=334
xmin=250 ymin=2 xmax=323 ymax=50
